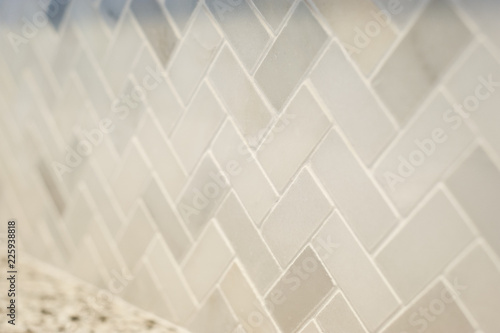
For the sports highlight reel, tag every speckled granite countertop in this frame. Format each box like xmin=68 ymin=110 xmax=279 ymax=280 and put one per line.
xmin=0 ymin=256 xmax=190 ymax=333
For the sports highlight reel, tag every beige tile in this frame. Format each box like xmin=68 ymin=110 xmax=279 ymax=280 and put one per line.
xmin=376 ymin=190 xmax=474 ymax=303
xmin=117 ymin=203 xmax=156 ymax=271
xmin=374 ymin=93 xmax=474 ymax=216
xmin=372 ymin=0 xmax=472 ymax=125
xmin=299 ymin=321 xmax=322 ymax=333
xmin=188 ymin=289 xmax=238 ymax=333
xmin=255 ymin=2 xmax=328 ymax=110
xmin=209 ymin=46 xmax=272 ymax=141
xmin=447 ymin=245 xmax=500 ymax=333
xmin=310 ymin=43 xmax=395 ymax=165
xmin=262 ymin=169 xmax=332 ymax=267
xmin=221 ymin=263 xmax=277 ymax=333
xmin=266 ymin=246 xmax=334 ymax=332
xmin=311 ymin=130 xmax=397 ymax=250
xmin=383 ymin=281 xmax=474 ymax=333
xmin=182 ymin=223 xmax=233 ymax=301
xmin=313 ymin=212 xmax=399 ymax=331
xmin=446 ymin=148 xmax=500 ymax=258
xmin=251 ymin=0 xmax=294 ymax=31
xmin=216 ymin=192 xmax=281 ymax=294
xmin=146 ymin=238 xmax=196 ymax=323
xmin=171 ymin=83 xmax=226 ymax=173
xmin=257 ymin=86 xmax=331 ymax=191
xmin=313 ymin=0 xmax=396 ymax=74
xmin=317 ymin=293 xmax=367 ymax=333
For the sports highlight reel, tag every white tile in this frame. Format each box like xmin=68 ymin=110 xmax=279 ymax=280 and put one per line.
xmin=376 ymin=190 xmax=474 ymax=303
xmin=312 ymin=130 xmax=397 ymax=250
xmin=216 ymin=192 xmax=281 ymax=294
xmin=188 ymin=290 xmax=238 ymax=333
xmin=171 ymin=83 xmax=226 ymax=173
xmin=310 ymin=43 xmax=395 ymax=165
xmin=257 ymin=86 xmax=331 ymax=191
xmin=182 ymin=223 xmax=233 ymax=301
xmin=446 ymin=148 xmax=500 ymax=258
xmin=255 ymin=2 xmax=328 ymax=110
xmin=262 ymin=169 xmax=332 ymax=267
xmin=209 ymin=46 xmax=273 ymax=141
xmin=168 ymin=9 xmax=222 ymax=104
xmin=374 ymin=93 xmax=474 ymax=216
xmin=447 ymin=245 xmax=500 ymax=333
xmin=317 ymin=293 xmax=367 ymax=333
xmin=313 ymin=213 xmax=399 ymax=331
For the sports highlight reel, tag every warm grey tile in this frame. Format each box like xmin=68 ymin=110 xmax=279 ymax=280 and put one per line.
xmin=255 ymin=2 xmax=328 ymax=110
xmin=164 ymin=0 xmax=199 ymax=31
xmin=99 ymin=0 xmax=127 ymax=27
xmin=251 ymin=0 xmax=294 ymax=31
xmin=372 ymin=0 xmax=472 ymax=125
xmin=188 ymin=289 xmax=238 ymax=333
xmin=266 ymin=246 xmax=334 ymax=333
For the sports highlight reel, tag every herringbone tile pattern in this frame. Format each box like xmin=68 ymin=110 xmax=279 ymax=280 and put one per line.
xmin=1 ymin=0 xmax=500 ymax=332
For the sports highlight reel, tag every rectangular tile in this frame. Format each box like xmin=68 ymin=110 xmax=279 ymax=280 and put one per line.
xmin=142 ymin=177 xmax=191 ymax=261
xmin=206 ymin=0 xmax=269 ymax=69
xmin=130 ymin=0 xmax=177 ymax=65
xmin=312 ymin=0 xmax=396 ymax=74
xmin=220 ymin=263 xmax=277 ymax=333
xmin=382 ymin=281 xmax=474 ymax=333
xmin=255 ymin=2 xmax=328 ymax=110
xmin=374 ymin=93 xmax=474 ymax=215
xmin=311 ymin=130 xmax=397 ymax=250
xmin=317 ymin=293 xmax=367 ymax=333
xmin=251 ymin=0 xmax=294 ymax=31
xmin=164 ymin=0 xmax=199 ymax=31
xmin=216 ymin=192 xmax=281 ymax=294
xmin=209 ymin=46 xmax=272 ymax=141
xmin=313 ymin=213 xmax=399 ymax=331
xmin=182 ymin=223 xmax=233 ymax=300
xmin=171 ymin=83 xmax=225 ymax=173
xmin=376 ymin=190 xmax=473 ymax=303
xmin=188 ymin=290 xmax=238 ymax=333
xmin=117 ymin=203 xmax=156 ymax=271
xmin=168 ymin=9 xmax=222 ymax=104
xmin=446 ymin=148 xmax=500 ymax=258
xmin=447 ymin=245 xmax=500 ymax=333
xmin=212 ymin=121 xmax=278 ymax=224
xmin=266 ymin=246 xmax=334 ymax=332
xmin=310 ymin=42 xmax=395 ymax=165
xmin=257 ymin=86 xmax=331 ymax=191
xmin=262 ymin=169 xmax=332 ymax=267
xmin=177 ymin=154 xmax=230 ymax=237
xmin=372 ymin=0 xmax=472 ymax=125
xmin=146 ymin=238 xmax=196 ymax=322
xmin=445 ymin=45 xmax=500 ymax=158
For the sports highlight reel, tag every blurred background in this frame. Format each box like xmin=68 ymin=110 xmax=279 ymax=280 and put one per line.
xmin=0 ymin=0 xmax=500 ymax=332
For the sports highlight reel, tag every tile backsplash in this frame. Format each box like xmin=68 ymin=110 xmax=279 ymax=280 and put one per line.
xmin=1 ymin=0 xmax=500 ymax=332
